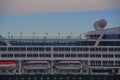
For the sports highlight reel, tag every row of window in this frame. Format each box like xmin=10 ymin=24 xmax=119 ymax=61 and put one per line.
xmin=102 ymin=34 xmax=120 ymax=39
xmin=0 ymin=41 xmax=7 ymax=46
xmin=53 ymin=54 xmax=77 ymax=57
xmin=0 ymin=47 xmax=120 ymax=52
xmin=88 ymin=35 xmax=100 ymax=39
xmin=53 ymin=54 xmax=120 ymax=58
xmin=1 ymin=53 xmax=120 ymax=58
xmin=98 ymin=41 xmax=120 ymax=46
xmin=0 ymin=47 xmax=51 ymax=51
xmin=90 ymin=61 xmax=120 ymax=66
xmin=10 ymin=40 xmax=96 ymax=46
xmin=53 ymin=47 xmax=89 ymax=51
xmin=1 ymin=54 xmax=51 ymax=57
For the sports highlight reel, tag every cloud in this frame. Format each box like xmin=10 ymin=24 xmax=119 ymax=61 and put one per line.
xmin=0 ymin=0 xmax=120 ymax=15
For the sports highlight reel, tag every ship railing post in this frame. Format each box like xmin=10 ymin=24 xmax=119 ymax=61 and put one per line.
xmin=88 ymin=47 xmax=91 ymax=79
xmin=51 ymin=46 xmax=54 ymax=75
xmin=52 ymin=60 xmax=54 ymax=75
xmin=19 ymin=59 xmax=22 ymax=75
xmin=88 ymin=47 xmax=90 ymax=75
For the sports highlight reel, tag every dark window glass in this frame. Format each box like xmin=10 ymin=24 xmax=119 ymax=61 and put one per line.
xmin=108 ymin=54 xmax=113 ymax=58
xmin=65 ymin=54 xmax=76 ymax=57
xmin=0 ymin=41 xmax=7 ymax=46
xmin=53 ymin=54 xmax=64 ymax=57
xmin=64 ymin=47 xmax=70 ymax=51
xmin=21 ymin=47 xmax=26 ymax=51
xmin=102 ymin=48 xmax=107 ymax=51
xmin=10 ymin=40 xmax=95 ymax=46
xmin=33 ymin=48 xmax=39 ymax=51
xmin=115 ymin=54 xmax=120 ymax=58
xmin=108 ymin=61 xmax=114 ymax=66
xmin=115 ymin=61 xmax=120 ymax=66
xmin=53 ymin=54 xmax=58 ymax=57
xmin=90 ymin=61 xmax=95 ymax=66
xmin=0 ymin=47 xmax=7 ymax=51
xmin=53 ymin=47 xmax=58 ymax=51
xmin=84 ymin=54 xmax=89 ymax=57
xmin=96 ymin=61 xmax=101 ymax=66
xmin=96 ymin=54 xmax=101 ymax=57
xmin=32 ymin=54 xmax=38 ymax=57
xmin=89 ymin=35 xmax=100 ymax=39
xmin=8 ymin=47 xmax=13 ymax=51
xmin=90 ymin=54 xmax=95 ymax=58
xmin=71 ymin=54 xmax=76 ymax=57
xmin=27 ymin=54 xmax=33 ymax=57
xmin=102 ymin=54 xmax=107 ymax=58
xmin=78 ymin=54 xmax=89 ymax=57
xmin=27 ymin=54 xmax=37 ymax=57
xmin=14 ymin=54 xmax=26 ymax=57
xmin=27 ymin=47 xmax=32 ymax=51
xmin=8 ymin=54 xmax=13 ymax=57
xmin=99 ymin=41 xmax=120 ymax=46
xmin=83 ymin=48 xmax=89 ymax=51
xmin=109 ymin=48 xmax=120 ymax=52
xmin=14 ymin=54 xmax=20 ymax=57
xmin=102 ymin=34 xmax=120 ymax=39
xmin=46 ymin=47 xmax=51 ymax=51
xmin=39 ymin=54 xmax=51 ymax=57
xmin=90 ymin=48 xmax=95 ymax=51
xmin=1 ymin=54 xmax=7 ymax=57
xmin=8 ymin=47 xmax=26 ymax=51
xmin=103 ymin=61 xmax=107 ymax=66
xmin=38 ymin=47 xmax=44 ymax=51
xmin=65 ymin=54 xmax=70 ymax=57
xmin=13 ymin=47 xmax=19 ymax=51
xmin=78 ymin=54 xmax=82 ymax=57
xmin=71 ymin=47 xmax=76 ymax=51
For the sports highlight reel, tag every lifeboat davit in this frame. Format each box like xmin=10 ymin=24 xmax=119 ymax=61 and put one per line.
xmin=55 ymin=60 xmax=82 ymax=70
xmin=0 ymin=61 xmax=16 ymax=68
xmin=23 ymin=60 xmax=50 ymax=70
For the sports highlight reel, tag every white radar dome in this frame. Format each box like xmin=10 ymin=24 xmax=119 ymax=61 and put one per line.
xmin=94 ymin=19 xmax=107 ymax=30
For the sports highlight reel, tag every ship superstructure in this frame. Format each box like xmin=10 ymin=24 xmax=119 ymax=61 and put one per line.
xmin=0 ymin=19 xmax=120 ymax=75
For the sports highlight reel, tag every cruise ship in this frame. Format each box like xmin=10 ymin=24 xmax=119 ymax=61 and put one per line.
xmin=0 ymin=19 xmax=120 ymax=77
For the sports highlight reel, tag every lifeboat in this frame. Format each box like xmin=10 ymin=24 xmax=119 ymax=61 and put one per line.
xmin=23 ymin=60 xmax=50 ymax=70
xmin=55 ymin=60 xmax=82 ymax=70
xmin=0 ymin=61 xmax=16 ymax=68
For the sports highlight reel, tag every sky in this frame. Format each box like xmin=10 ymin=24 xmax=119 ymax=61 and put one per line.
xmin=0 ymin=0 xmax=120 ymax=37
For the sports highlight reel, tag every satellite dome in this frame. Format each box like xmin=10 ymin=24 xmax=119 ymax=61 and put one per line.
xmin=99 ymin=19 xmax=107 ymax=28
xmin=94 ymin=19 xmax=107 ymax=30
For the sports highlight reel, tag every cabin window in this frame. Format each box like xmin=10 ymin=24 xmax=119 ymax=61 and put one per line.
xmin=115 ymin=54 xmax=120 ymax=58
xmin=53 ymin=54 xmax=64 ymax=57
xmin=102 ymin=34 xmax=120 ymax=39
xmin=39 ymin=54 xmax=51 ymax=57
xmin=78 ymin=54 xmax=89 ymax=57
xmin=96 ymin=54 xmax=101 ymax=58
xmin=14 ymin=54 xmax=26 ymax=57
xmin=46 ymin=47 xmax=51 ymax=51
xmin=90 ymin=61 xmax=95 ymax=66
xmin=1 ymin=54 xmax=7 ymax=57
xmin=90 ymin=54 xmax=95 ymax=58
xmin=115 ymin=61 xmax=120 ymax=66
xmin=95 ymin=61 xmax=101 ymax=66
xmin=0 ymin=47 xmax=7 ymax=51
